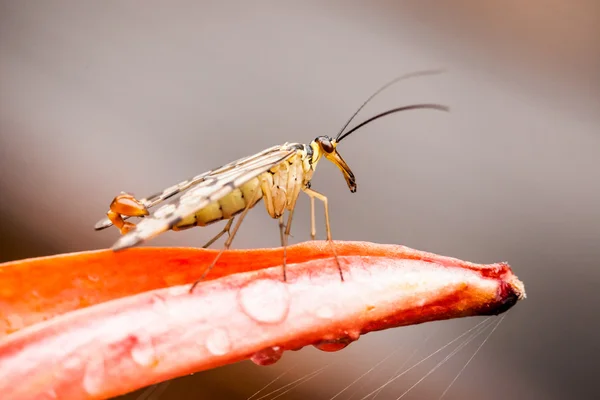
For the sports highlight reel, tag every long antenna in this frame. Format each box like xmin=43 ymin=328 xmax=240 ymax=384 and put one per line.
xmin=336 ymin=104 xmax=449 ymax=143
xmin=334 ymin=69 xmax=446 ymax=142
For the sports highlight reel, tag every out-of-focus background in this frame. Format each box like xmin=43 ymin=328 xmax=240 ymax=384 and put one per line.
xmin=1 ymin=1 xmax=599 ymax=399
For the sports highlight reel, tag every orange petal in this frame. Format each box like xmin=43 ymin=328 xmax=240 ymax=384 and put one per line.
xmin=0 ymin=241 xmax=525 ymax=399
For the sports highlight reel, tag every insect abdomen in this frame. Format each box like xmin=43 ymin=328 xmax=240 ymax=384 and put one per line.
xmin=172 ymin=178 xmax=263 ymax=230
xmin=172 ymin=151 xmax=309 ymax=231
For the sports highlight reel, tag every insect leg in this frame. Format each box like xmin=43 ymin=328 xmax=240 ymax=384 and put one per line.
xmin=202 ymin=218 xmax=235 ymax=249
xmin=279 ymin=216 xmax=288 ymax=281
xmin=309 ymin=196 xmax=316 ymax=240
xmin=189 ymin=187 xmax=259 ymax=293
xmin=283 ymin=207 xmax=295 ymax=236
xmin=303 ymin=188 xmax=333 ymax=240
xmin=279 ymin=181 xmax=302 ymax=281
xmin=302 ymin=188 xmax=344 ymax=281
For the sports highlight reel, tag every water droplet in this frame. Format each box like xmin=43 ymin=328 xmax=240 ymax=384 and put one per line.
xmin=250 ymin=346 xmax=284 ymax=366
xmin=314 ymin=340 xmax=349 ymax=352
xmin=130 ymin=333 xmax=158 ymax=367
xmin=87 ymin=274 xmax=100 ymax=282
xmin=205 ymin=328 xmax=232 ymax=356
xmin=238 ymin=279 xmax=290 ymax=324
xmin=315 ymin=305 xmax=334 ymax=319
xmin=82 ymin=353 xmax=105 ymax=396
xmin=314 ymin=336 xmax=358 ymax=352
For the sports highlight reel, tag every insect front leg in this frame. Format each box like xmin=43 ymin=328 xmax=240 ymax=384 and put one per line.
xmin=303 ymin=187 xmax=344 ymax=282
xmin=303 ymin=188 xmax=332 ymax=241
xmin=107 ymin=193 xmax=149 ymax=234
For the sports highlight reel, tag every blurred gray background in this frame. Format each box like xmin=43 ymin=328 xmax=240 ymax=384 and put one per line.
xmin=1 ymin=1 xmax=599 ymax=399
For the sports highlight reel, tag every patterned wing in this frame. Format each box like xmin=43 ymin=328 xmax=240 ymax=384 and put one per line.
xmin=109 ymin=144 xmax=299 ymax=250
xmin=93 ymin=144 xmax=295 ymax=231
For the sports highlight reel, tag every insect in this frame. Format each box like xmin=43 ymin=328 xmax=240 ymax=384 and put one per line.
xmin=94 ymin=70 xmax=449 ymax=290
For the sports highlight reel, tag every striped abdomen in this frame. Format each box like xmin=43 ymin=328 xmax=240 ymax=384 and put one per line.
xmin=172 ymin=152 xmax=311 ymax=230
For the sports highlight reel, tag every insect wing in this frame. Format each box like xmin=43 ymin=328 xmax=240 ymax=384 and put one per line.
xmin=93 ymin=144 xmax=293 ymax=231
xmin=110 ymin=145 xmax=298 ymax=250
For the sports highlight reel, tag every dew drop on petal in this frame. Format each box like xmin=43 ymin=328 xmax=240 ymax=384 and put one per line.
xmin=130 ymin=333 xmax=158 ymax=367
xmin=82 ymin=353 xmax=106 ymax=396
xmin=238 ymin=279 xmax=290 ymax=324
xmin=205 ymin=328 xmax=232 ymax=356
xmin=250 ymin=346 xmax=284 ymax=366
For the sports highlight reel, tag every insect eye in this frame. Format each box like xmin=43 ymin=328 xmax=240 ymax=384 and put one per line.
xmin=320 ymin=138 xmax=334 ymax=153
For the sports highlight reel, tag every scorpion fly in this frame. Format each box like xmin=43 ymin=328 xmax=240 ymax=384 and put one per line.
xmin=94 ymin=70 xmax=449 ymax=291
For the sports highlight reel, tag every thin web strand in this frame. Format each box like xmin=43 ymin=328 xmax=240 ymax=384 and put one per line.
xmin=357 ymin=317 xmax=491 ymax=400
xmin=395 ymin=319 xmax=495 ymax=399
xmin=439 ymin=315 xmax=507 ymax=399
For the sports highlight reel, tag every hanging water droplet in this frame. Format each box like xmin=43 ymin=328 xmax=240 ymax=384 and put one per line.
xmin=250 ymin=346 xmax=284 ymax=366
xmin=238 ymin=280 xmax=290 ymax=324
xmin=314 ymin=341 xmax=349 ymax=352
xmin=314 ymin=336 xmax=358 ymax=352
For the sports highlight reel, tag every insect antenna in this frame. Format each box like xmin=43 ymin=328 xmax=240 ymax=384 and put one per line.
xmin=334 ymin=69 xmax=447 ymax=142
xmin=336 ymin=103 xmax=449 ymax=143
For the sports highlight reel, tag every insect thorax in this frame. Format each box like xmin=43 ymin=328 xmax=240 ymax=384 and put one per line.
xmin=259 ymin=145 xmax=314 ymax=219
